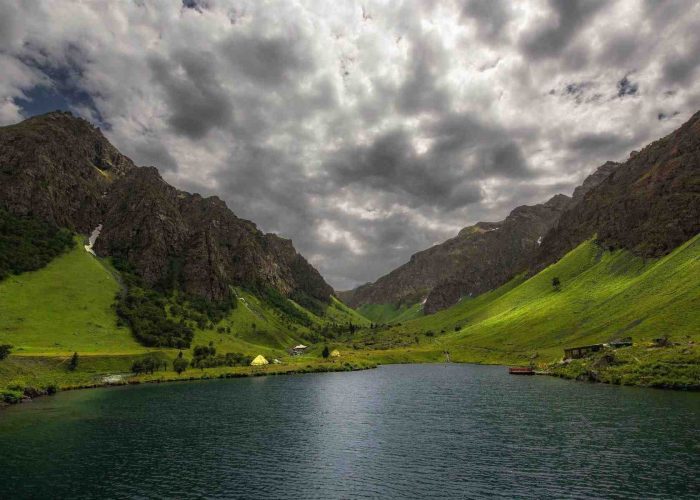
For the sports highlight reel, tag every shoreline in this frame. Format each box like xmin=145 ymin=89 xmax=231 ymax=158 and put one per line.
xmin=0 ymin=359 xmax=378 ymax=409
xmin=3 ymin=347 xmax=698 ymax=410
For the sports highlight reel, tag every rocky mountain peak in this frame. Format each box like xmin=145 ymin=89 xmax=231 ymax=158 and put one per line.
xmin=0 ymin=112 xmax=334 ymax=305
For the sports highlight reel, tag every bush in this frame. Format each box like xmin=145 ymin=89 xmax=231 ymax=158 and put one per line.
xmin=68 ymin=352 xmax=79 ymax=371
xmin=173 ymin=353 xmax=189 ymax=374
xmin=0 ymin=344 xmax=12 ymax=360
xmin=1 ymin=388 xmax=23 ymax=404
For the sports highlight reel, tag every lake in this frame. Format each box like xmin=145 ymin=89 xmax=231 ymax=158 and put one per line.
xmin=1 ymin=364 xmax=698 ymax=499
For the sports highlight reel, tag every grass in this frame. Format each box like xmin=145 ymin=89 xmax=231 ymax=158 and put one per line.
xmin=0 ymin=237 xmax=373 ymax=398
xmin=0 ymin=237 xmax=145 ymax=356
xmin=2 ymin=233 xmax=698 ymax=399
xmin=338 ymin=235 xmax=700 ymax=375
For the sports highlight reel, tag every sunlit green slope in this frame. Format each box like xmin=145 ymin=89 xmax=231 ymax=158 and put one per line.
xmin=350 ymin=235 xmax=700 ymax=364
xmin=0 ymin=238 xmax=369 ymax=359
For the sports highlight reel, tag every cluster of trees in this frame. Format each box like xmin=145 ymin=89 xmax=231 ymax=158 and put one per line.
xmin=191 ymin=342 xmax=252 ymax=369
xmin=131 ymin=354 xmax=168 ymax=374
xmin=257 ymin=286 xmax=313 ymax=326
xmin=0 ymin=208 xmax=75 ymax=280
xmin=115 ymin=286 xmax=194 ymax=348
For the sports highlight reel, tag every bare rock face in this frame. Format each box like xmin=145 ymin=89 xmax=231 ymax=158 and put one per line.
xmin=0 ymin=112 xmax=333 ymax=304
xmin=0 ymin=111 xmax=134 ymax=233
xmin=536 ymin=110 xmax=700 ymax=268
xmin=571 ymin=161 xmax=619 ymax=206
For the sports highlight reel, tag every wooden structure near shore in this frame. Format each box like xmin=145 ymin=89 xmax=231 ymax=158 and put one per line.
xmin=564 ymin=344 xmax=604 ymax=359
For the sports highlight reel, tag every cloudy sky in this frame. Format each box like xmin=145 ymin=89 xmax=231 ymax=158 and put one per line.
xmin=1 ymin=0 xmax=699 ymax=289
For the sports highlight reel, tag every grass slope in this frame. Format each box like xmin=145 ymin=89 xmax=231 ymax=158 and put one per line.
xmin=0 ymin=237 xmax=144 ymax=356
xmin=0 ymin=239 xmax=371 ymax=394
xmin=344 ymin=235 xmax=700 ymax=370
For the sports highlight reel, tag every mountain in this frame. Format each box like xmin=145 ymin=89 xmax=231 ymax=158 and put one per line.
xmin=343 ymin=111 xmax=700 ymax=317
xmin=536 ymin=110 xmax=700 ymax=269
xmin=0 ymin=111 xmax=332 ymax=304
xmin=340 ymin=166 xmax=611 ymax=315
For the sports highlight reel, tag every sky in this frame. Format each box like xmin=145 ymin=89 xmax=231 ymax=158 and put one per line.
xmin=1 ymin=0 xmax=699 ymax=290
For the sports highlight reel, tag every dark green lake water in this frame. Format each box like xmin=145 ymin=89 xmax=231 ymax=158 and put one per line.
xmin=1 ymin=364 xmax=698 ymax=499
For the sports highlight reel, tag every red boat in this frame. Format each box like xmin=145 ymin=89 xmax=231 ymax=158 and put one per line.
xmin=508 ymin=367 xmax=534 ymax=375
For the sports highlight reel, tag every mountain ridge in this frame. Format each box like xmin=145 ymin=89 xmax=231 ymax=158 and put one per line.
xmin=0 ymin=111 xmax=333 ymax=304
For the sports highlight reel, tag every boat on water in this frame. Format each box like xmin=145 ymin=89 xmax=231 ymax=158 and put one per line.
xmin=508 ymin=367 xmax=535 ymax=375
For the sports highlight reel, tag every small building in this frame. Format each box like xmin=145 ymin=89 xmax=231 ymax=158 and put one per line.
xmin=250 ymin=355 xmax=269 ymax=366
xmin=564 ymin=344 xmax=604 ymax=360
xmin=330 ymin=349 xmax=341 ymax=358
xmin=291 ymin=344 xmax=308 ymax=356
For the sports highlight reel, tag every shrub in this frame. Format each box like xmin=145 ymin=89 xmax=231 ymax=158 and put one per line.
xmin=116 ymin=286 xmax=194 ymax=348
xmin=0 ymin=344 xmax=12 ymax=360
xmin=173 ymin=353 xmax=189 ymax=374
xmin=68 ymin=352 xmax=79 ymax=371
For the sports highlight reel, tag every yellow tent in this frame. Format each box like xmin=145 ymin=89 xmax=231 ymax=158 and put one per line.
xmin=330 ymin=349 xmax=341 ymax=357
xmin=250 ymin=355 xmax=269 ymax=366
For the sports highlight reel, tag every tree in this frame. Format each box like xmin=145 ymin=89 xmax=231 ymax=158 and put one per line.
xmin=0 ymin=344 xmax=12 ymax=361
xmin=322 ymin=345 xmax=330 ymax=358
xmin=68 ymin=352 xmax=79 ymax=371
xmin=173 ymin=352 xmax=189 ymax=375
xmin=552 ymin=277 xmax=561 ymax=291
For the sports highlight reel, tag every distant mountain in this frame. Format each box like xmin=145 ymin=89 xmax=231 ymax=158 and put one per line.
xmin=343 ymin=110 xmax=700 ymax=316
xmin=339 ymin=194 xmax=572 ymax=313
xmin=0 ymin=111 xmax=333 ymax=304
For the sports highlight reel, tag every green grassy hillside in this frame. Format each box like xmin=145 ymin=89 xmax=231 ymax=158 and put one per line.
xmin=345 ymin=235 xmax=700 ymax=367
xmin=0 ymin=237 xmax=144 ymax=356
xmin=0 ymin=237 xmax=370 ymax=394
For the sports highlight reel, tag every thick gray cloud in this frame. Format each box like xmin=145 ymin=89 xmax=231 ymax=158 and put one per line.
xmin=0 ymin=0 xmax=699 ymax=290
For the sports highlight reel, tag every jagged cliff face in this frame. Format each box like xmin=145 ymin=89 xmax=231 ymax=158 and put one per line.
xmin=537 ymin=110 xmax=700 ymax=268
xmin=340 ymin=194 xmax=572 ymax=312
xmin=0 ymin=112 xmax=333 ymax=303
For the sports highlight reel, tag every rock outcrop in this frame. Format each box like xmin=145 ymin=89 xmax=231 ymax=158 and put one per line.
xmin=536 ymin=110 xmax=700 ymax=268
xmin=0 ymin=111 xmax=333 ymax=303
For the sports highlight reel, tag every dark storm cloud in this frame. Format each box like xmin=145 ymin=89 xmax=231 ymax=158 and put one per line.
xmin=148 ymin=52 xmax=232 ymax=139
xmin=520 ymin=0 xmax=606 ymax=60
xmin=460 ymin=0 xmax=513 ymax=42
xmin=220 ymin=33 xmax=315 ymax=88
xmin=397 ymin=36 xmax=450 ymax=114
